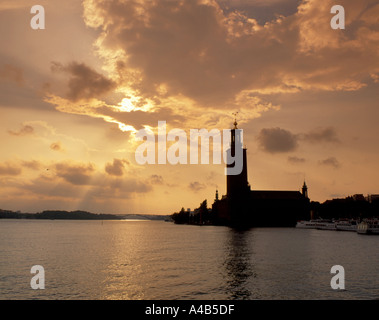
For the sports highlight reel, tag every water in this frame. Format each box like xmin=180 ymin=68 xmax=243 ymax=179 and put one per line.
xmin=0 ymin=219 xmax=378 ymax=300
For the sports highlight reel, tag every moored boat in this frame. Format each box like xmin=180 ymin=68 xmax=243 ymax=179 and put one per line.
xmin=335 ymin=219 xmax=358 ymax=232
xmin=295 ymin=220 xmax=318 ymax=229
xmin=316 ymin=220 xmax=336 ymax=230
xmin=357 ymin=219 xmax=379 ymax=235
xmin=296 ymin=219 xmax=335 ymax=230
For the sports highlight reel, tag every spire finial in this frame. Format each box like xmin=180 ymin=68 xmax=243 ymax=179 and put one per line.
xmin=232 ymin=111 xmax=239 ymax=129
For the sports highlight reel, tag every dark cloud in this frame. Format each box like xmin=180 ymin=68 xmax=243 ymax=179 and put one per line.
xmin=0 ymin=87 xmax=53 ymax=112
xmin=21 ymin=175 xmax=82 ymax=199
xmin=0 ymin=64 xmax=24 ymax=85
xmin=107 ymin=178 xmax=152 ymax=194
xmin=83 ymin=0 xmax=379 ymax=110
xmin=0 ymin=57 xmax=55 ymax=112
xmin=8 ymin=124 xmax=34 ymax=136
xmin=105 ymin=159 xmax=128 ymax=176
xmin=189 ymin=181 xmax=206 ymax=192
xmin=22 ymin=160 xmax=42 ymax=171
xmin=0 ymin=163 xmax=22 ymax=176
xmin=50 ymin=142 xmax=63 ymax=152
xmin=288 ymin=156 xmax=306 ymax=164
xmin=17 ymin=167 xmax=151 ymax=201
xmin=257 ymin=127 xmax=298 ymax=153
xmin=84 ymin=0 xmax=273 ymax=107
xmin=258 ymin=126 xmax=340 ymax=154
xmin=302 ymin=127 xmax=340 ymax=143
xmin=319 ymin=157 xmax=341 ymax=168
xmin=55 ymin=162 xmax=95 ymax=185
xmin=217 ymin=0 xmax=301 ymax=24
xmin=150 ymin=174 xmax=164 ymax=185
xmin=51 ymin=61 xmax=116 ymax=102
xmin=1 ymin=158 xmax=151 ymax=201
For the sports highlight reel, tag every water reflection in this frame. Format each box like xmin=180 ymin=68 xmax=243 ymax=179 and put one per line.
xmin=1 ymin=220 xmax=377 ymax=300
xmin=99 ymin=221 xmax=146 ymax=300
xmin=222 ymin=229 xmax=256 ymax=299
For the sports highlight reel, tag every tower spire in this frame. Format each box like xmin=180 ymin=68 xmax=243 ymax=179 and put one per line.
xmin=232 ymin=112 xmax=238 ymax=129
xmin=302 ymin=180 xmax=308 ymax=198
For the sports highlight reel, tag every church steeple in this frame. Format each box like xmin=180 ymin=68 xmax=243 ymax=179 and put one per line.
xmin=227 ymin=114 xmax=249 ymax=199
xmin=302 ymin=181 xmax=308 ymax=198
xmin=232 ymin=112 xmax=238 ymax=129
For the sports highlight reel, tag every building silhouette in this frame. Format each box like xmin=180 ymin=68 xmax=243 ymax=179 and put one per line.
xmin=212 ymin=121 xmax=310 ymax=228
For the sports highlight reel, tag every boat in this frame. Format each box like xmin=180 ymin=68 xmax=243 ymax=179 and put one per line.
xmin=335 ymin=219 xmax=358 ymax=232
xmin=315 ymin=219 xmax=336 ymax=231
xmin=296 ymin=220 xmax=319 ymax=229
xmin=296 ymin=219 xmax=335 ymax=230
xmin=357 ymin=219 xmax=379 ymax=235
xmin=297 ymin=217 xmax=379 ymax=234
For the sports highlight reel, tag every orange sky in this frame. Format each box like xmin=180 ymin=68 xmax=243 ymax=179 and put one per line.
xmin=1 ymin=0 xmax=379 ymax=215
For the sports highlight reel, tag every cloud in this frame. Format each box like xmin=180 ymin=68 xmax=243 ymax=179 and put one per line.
xmin=0 ymin=64 xmax=23 ymax=85
xmin=302 ymin=127 xmax=340 ymax=143
xmin=21 ymin=175 xmax=83 ymax=199
xmin=288 ymin=156 xmax=306 ymax=164
xmin=22 ymin=160 xmax=42 ymax=171
xmin=0 ymin=0 xmax=48 ymax=11
xmin=55 ymin=162 xmax=95 ymax=185
xmin=0 ymin=160 xmax=42 ymax=176
xmin=96 ymin=105 xmax=186 ymax=130
xmin=189 ymin=181 xmax=206 ymax=192
xmin=84 ymin=179 xmax=152 ymax=200
xmin=51 ymin=61 xmax=116 ymax=102
xmin=45 ymin=91 xmax=275 ymax=137
xmin=47 ymin=0 xmax=379 ymax=131
xmin=217 ymin=0 xmax=300 ymax=24
xmin=79 ymin=0 xmax=379 ymax=112
xmin=105 ymin=159 xmax=129 ymax=176
xmin=319 ymin=157 xmax=341 ymax=168
xmin=257 ymin=127 xmax=298 ymax=153
xmin=258 ymin=126 xmax=341 ymax=154
xmin=12 ymin=161 xmax=152 ymax=201
xmin=84 ymin=0 xmax=269 ymax=108
xmin=150 ymin=174 xmax=164 ymax=185
xmin=8 ymin=124 xmax=34 ymax=136
xmin=50 ymin=142 xmax=63 ymax=152
xmin=0 ymin=162 xmax=22 ymax=176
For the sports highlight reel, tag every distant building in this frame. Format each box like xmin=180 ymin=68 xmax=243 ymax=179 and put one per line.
xmin=212 ymin=121 xmax=310 ymax=228
xmin=367 ymin=194 xmax=379 ymax=203
xmin=352 ymin=194 xmax=365 ymax=201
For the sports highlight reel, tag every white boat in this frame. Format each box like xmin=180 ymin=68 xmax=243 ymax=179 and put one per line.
xmin=296 ymin=219 xmax=335 ymax=230
xmin=316 ymin=220 xmax=336 ymax=231
xmin=296 ymin=220 xmax=319 ymax=229
xmin=357 ymin=219 xmax=379 ymax=235
xmin=335 ymin=219 xmax=358 ymax=232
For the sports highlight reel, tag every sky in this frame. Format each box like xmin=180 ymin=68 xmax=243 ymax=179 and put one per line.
xmin=1 ymin=0 xmax=379 ymax=215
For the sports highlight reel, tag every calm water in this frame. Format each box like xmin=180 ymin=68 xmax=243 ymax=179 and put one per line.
xmin=0 ymin=219 xmax=378 ymax=300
